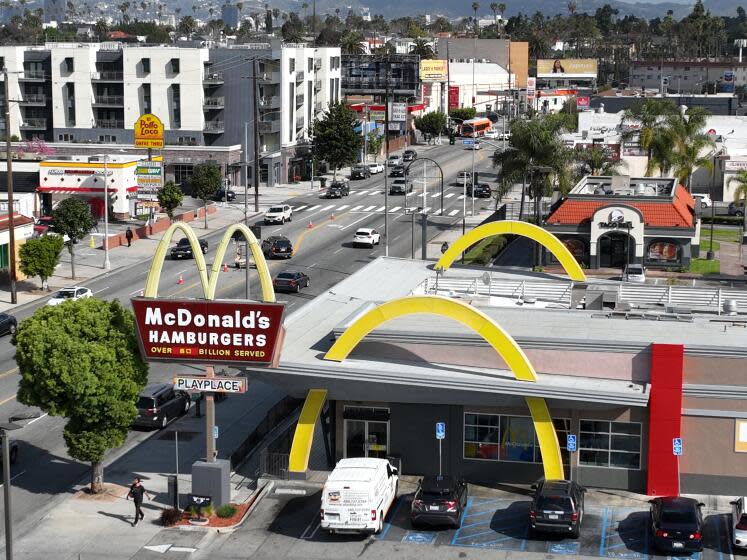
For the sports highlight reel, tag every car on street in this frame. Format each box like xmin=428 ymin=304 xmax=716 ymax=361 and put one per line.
xmin=457 ymin=171 xmax=473 ymax=186
xmin=389 ymin=178 xmax=413 ymax=194
xmin=623 ymin=264 xmax=646 ymax=283
xmin=0 ymin=437 xmax=19 ymax=465
xmin=467 ymin=141 xmax=482 ymax=150
xmin=133 ymin=383 xmax=191 ymax=429
xmin=213 ymin=187 xmax=236 ymax=202
xmin=650 ymin=496 xmax=704 ymax=553
xmin=368 ymin=162 xmax=384 ymax=174
xmin=693 ymin=193 xmax=712 ymax=208
xmin=262 ymin=235 xmax=293 ymax=259
xmin=353 ymin=228 xmax=380 ymax=247
xmin=467 ymin=183 xmax=492 ymax=198
xmin=729 ymin=201 xmax=745 ymax=216
xmin=483 ymin=129 xmax=499 ymax=139
xmin=47 ymin=286 xmax=93 ymax=306
xmin=264 ymin=205 xmax=293 ymax=224
xmin=389 ymin=165 xmax=405 ymax=178
xmin=350 ymin=165 xmax=371 ymax=180
xmin=170 ymin=237 xmax=208 ymax=259
xmin=0 ymin=313 xmax=17 ymax=336
xmin=273 ymin=270 xmax=310 ymax=293
xmin=410 ymin=475 xmax=468 ymax=528
xmin=403 ymin=149 xmax=418 ymax=162
xmin=731 ymin=497 xmax=747 ymax=549
xmin=387 ymin=154 xmax=403 ymax=167
xmin=529 ymin=479 xmax=586 ymax=538
xmin=327 ymin=180 xmax=350 ymax=198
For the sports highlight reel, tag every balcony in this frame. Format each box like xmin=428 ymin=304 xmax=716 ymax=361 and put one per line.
xmin=314 ymin=58 xmax=322 ymax=71
xmin=92 ymin=95 xmax=124 ymax=106
xmin=258 ymin=119 xmax=280 ymax=133
xmin=203 ymin=96 xmax=225 ymax=110
xmin=20 ymin=118 xmax=47 ymax=129
xmin=295 ymin=113 xmax=304 ymax=129
xmin=18 ymin=71 xmax=46 ymax=82
xmin=95 ymin=119 xmax=124 ymax=129
xmin=295 ymin=92 xmax=304 ymax=106
xmin=258 ymin=95 xmax=280 ymax=110
xmin=19 ymin=94 xmax=47 ymax=105
xmin=258 ymin=71 xmax=280 ymax=84
xmin=203 ymin=121 xmax=225 ymax=133
xmin=314 ymin=79 xmax=322 ymax=92
xmin=314 ymin=101 xmax=324 ymax=113
xmin=295 ymin=70 xmax=305 ymax=82
xmin=91 ymin=71 xmax=124 ymax=81
xmin=203 ymin=72 xmax=224 ymax=85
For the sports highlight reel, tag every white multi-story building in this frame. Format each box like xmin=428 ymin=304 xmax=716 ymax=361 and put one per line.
xmin=0 ymin=40 xmax=341 ymax=187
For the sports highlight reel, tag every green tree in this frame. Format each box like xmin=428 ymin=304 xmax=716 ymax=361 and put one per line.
xmin=189 ymin=163 xmax=221 ymax=229
xmin=665 ymin=107 xmax=714 ymax=191
xmin=728 ymin=170 xmax=747 ymax=235
xmin=177 ymin=15 xmax=198 ymax=36
xmin=414 ymin=111 xmax=447 ymax=142
xmin=621 ymin=98 xmax=677 ymax=171
xmin=574 ymin=145 xmax=626 ymax=177
xmin=340 ymin=31 xmax=364 ymax=54
xmin=472 ymin=1 xmax=480 ymax=34
xmin=52 ymin=198 xmax=94 ymax=280
xmin=312 ymin=103 xmax=362 ymax=180
xmin=366 ymin=131 xmax=383 ymax=161
xmin=15 ymin=298 xmax=148 ymax=493
xmin=19 ymin=234 xmax=64 ymax=291
xmin=410 ymin=38 xmax=435 ymax=59
xmin=157 ymin=180 xmax=184 ymax=220
xmin=449 ymin=107 xmax=476 ymax=122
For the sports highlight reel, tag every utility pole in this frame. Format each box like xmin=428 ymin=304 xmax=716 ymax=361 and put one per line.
xmin=383 ymin=59 xmax=390 ymax=256
xmin=103 ymin=155 xmax=110 ymax=270
xmin=446 ymin=41 xmax=451 ymax=124
xmin=243 ymin=121 xmax=250 ymax=299
xmin=3 ymin=69 xmax=16 ymax=304
xmin=252 ymin=59 xmax=260 ymax=213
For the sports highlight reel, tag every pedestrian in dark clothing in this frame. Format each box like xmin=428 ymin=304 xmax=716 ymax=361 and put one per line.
xmin=127 ymin=477 xmax=152 ymax=526
xmin=125 ymin=227 xmax=133 ymax=247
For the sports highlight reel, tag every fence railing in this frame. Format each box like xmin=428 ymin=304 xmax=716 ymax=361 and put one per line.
xmin=259 ymin=451 xmax=291 ymax=479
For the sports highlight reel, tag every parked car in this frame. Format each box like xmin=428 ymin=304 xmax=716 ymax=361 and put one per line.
xmin=729 ymin=201 xmax=745 ymax=216
xmin=273 ymin=270 xmax=310 ymax=293
xmin=403 ymin=149 xmax=418 ymax=162
xmin=693 ymin=193 xmax=712 ymax=208
xmin=262 ymin=235 xmax=293 ymax=259
xmin=387 ymin=154 xmax=403 ymax=167
xmin=529 ymin=479 xmax=586 ymax=538
xmin=353 ymin=228 xmax=380 ymax=247
xmin=47 ymin=286 xmax=93 ymax=306
xmin=213 ymin=187 xmax=236 ymax=202
xmin=467 ymin=183 xmax=492 ymax=198
xmin=368 ymin=162 xmax=385 ymax=174
xmin=264 ymin=205 xmax=293 ymax=224
xmin=320 ymin=457 xmax=399 ymax=534
xmin=389 ymin=179 xmax=413 ymax=194
xmin=0 ymin=313 xmax=17 ymax=335
xmin=133 ymin=383 xmax=191 ymax=429
xmin=0 ymin=437 xmax=19 ymax=465
xmin=623 ymin=264 xmax=646 ymax=283
xmin=410 ymin=475 xmax=468 ymax=528
xmin=483 ymin=129 xmax=499 ymax=139
xmin=731 ymin=497 xmax=747 ymax=549
xmin=457 ymin=171 xmax=473 ymax=186
xmin=327 ymin=180 xmax=350 ymax=198
xmin=650 ymin=496 xmax=704 ymax=553
xmin=389 ymin=165 xmax=405 ymax=178
xmin=351 ymin=165 xmax=371 ymax=180
xmin=170 ymin=237 xmax=208 ymax=259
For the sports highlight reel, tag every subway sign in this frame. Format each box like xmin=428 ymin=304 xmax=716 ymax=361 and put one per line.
xmin=131 ymin=298 xmax=285 ymax=366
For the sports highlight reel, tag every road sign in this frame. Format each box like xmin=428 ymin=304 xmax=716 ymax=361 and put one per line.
xmin=213 ymin=426 xmax=219 ymax=439
xmin=436 ymin=422 xmax=446 ymax=440
xmin=567 ymin=434 xmax=577 ymax=452
xmin=462 ymin=139 xmax=474 ymax=145
xmin=673 ymin=437 xmax=683 ymax=456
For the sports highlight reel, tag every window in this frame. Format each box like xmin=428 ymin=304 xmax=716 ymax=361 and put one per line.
xmin=142 ymin=57 xmax=150 ymax=74
xmin=173 ymin=164 xmax=193 ymax=185
xmin=289 ymin=58 xmax=295 ymax=73
xmin=288 ymin=83 xmax=294 ymax=142
xmin=171 ymin=84 xmax=181 ymax=127
xmin=308 ymin=57 xmax=313 ymax=72
xmin=170 ymin=58 xmax=180 ymax=73
xmin=64 ymin=57 xmax=74 ymax=72
xmin=579 ymin=420 xmax=641 ymax=469
xmin=142 ymin=83 xmax=151 ymax=113
xmin=98 ymin=134 xmax=116 ymax=142
xmin=65 ymin=82 xmax=75 ymax=125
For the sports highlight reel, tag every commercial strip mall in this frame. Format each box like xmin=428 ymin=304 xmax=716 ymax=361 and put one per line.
xmin=245 ymin=224 xmax=747 ymax=497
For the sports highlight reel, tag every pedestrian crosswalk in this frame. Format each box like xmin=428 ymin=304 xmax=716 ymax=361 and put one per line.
xmin=285 ymin=198 xmax=468 ymax=218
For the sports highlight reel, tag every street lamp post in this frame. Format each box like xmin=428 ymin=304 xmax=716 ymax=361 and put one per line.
xmin=3 ymin=69 xmax=17 ymax=304
xmin=103 ymin=155 xmax=111 ymax=271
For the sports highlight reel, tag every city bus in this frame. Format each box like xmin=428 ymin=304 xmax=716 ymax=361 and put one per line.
xmin=461 ymin=118 xmax=492 ymax=138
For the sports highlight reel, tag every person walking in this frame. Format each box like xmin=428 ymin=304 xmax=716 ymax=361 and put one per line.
xmin=126 ymin=477 xmax=152 ymax=526
xmin=125 ymin=227 xmax=133 ymax=247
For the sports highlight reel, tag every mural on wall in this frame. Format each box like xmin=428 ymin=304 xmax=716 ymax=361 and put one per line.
xmin=648 ymin=242 xmax=679 ymax=263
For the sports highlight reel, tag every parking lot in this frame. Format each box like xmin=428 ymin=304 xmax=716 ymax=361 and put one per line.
xmin=223 ymin=486 xmax=739 ymax=560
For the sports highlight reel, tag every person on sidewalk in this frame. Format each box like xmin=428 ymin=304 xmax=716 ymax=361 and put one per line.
xmin=126 ymin=477 xmax=152 ymax=526
xmin=125 ymin=227 xmax=134 ymax=247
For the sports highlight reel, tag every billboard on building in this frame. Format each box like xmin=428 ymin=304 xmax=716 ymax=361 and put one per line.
xmin=448 ymin=86 xmax=460 ymax=110
xmin=419 ymin=60 xmax=448 ymax=82
xmin=131 ymin=298 xmax=285 ymax=366
xmin=537 ymin=59 xmax=598 ymax=78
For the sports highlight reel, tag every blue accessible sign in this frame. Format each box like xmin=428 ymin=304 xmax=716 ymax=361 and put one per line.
xmin=436 ymin=422 xmax=446 ymax=440
xmin=567 ymin=434 xmax=577 ymax=452
xmin=673 ymin=437 xmax=683 ymax=456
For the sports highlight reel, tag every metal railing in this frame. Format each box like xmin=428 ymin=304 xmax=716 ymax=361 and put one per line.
xmin=95 ymin=119 xmax=124 ymax=129
xmin=203 ymin=120 xmax=225 ymax=132
xmin=259 ymin=451 xmax=290 ymax=479
xmin=93 ymin=95 xmax=123 ymax=105
xmin=295 ymin=113 xmax=304 ymax=128
xmin=295 ymin=92 xmax=304 ymax=105
xmin=20 ymin=118 xmax=46 ymax=129
xmin=314 ymin=79 xmax=322 ymax=91
xmin=91 ymin=71 xmax=123 ymax=81
xmin=295 ymin=70 xmax=305 ymax=82
xmin=314 ymin=58 xmax=322 ymax=70
xmin=20 ymin=94 xmax=46 ymax=104
xmin=258 ymin=95 xmax=280 ymax=109
xmin=424 ymin=276 xmax=575 ymax=307
xmin=258 ymin=119 xmax=280 ymax=133
xmin=203 ymin=72 xmax=224 ymax=84
xmin=19 ymin=70 xmax=45 ymax=80
xmin=203 ymin=96 xmax=225 ymax=108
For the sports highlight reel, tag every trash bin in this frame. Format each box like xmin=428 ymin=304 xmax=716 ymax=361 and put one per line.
xmin=167 ymin=474 xmax=179 ymax=509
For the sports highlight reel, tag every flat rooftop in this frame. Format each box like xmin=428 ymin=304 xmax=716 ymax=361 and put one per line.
xmin=569 ymin=175 xmax=677 ymax=198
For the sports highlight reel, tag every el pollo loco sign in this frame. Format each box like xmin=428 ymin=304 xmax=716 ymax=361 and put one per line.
xmin=134 ymin=113 xmax=164 ymax=149
xmin=132 ymin=298 xmax=284 ymax=365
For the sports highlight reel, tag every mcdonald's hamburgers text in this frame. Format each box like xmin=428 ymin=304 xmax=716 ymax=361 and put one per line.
xmin=131 ymin=298 xmax=284 ymax=365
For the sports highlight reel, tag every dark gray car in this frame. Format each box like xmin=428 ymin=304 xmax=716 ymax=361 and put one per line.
xmin=133 ymin=383 xmax=191 ymax=429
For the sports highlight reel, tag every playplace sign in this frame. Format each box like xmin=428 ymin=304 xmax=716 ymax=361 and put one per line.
xmin=173 ymin=375 xmax=247 ymax=393
xmin=131 ymin=298 xmax=284 ymax=366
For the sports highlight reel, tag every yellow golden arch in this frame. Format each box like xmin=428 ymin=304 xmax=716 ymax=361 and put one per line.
xmin=435 ymin=220 xmax=587 ymax=282
xmin=143 ymin=222 xmax=276 ymax=302
xmin=289 ymin=295 xmax=564 ymax=480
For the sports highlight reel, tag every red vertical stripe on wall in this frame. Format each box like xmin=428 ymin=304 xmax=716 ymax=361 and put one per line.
xmin=647 ymin=343 xmax=685 ymax=496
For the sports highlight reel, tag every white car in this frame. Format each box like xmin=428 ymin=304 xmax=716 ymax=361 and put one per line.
xmin=623 ymin=264 xmax=646 ymax=283
xmin=483 ymin=129 xmax=498 ymax=139
xmin=731 ymin=497 xmax=747 ymax=548
xmin=264 ymin=205 xmax=293 ymax=225
xmin=468 ymin=141 xmax=482 ymax=150
xmin=353 ymin=228 xmax=380 ymax=247
xmin=387 ymin=155 xmax=402 ymax=167
xmin=368 ymin=162 xmax=384 ymax=174
xmin=47 ymin=286 xmax=93 ymax=306
xmin=693 ymin=194 xmax=712 ymax=208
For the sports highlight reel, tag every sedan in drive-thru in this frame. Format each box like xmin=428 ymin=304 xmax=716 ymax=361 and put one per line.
xmin=731 ymin=497 xmax=747 ymax=549
xmin=650 ymin=496 xmax=704 ymax=553
xmin=410 ymin=475 xmax=468 ymax=528
xmin=529 ymin=479 xmax=586 ymax=538
xmin=353 ymin=228 xmax=380 ymax=247
xmin=273 ymin=270 xmax=310 ymax=293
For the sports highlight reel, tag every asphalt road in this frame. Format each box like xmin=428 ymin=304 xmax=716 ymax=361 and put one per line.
xmin=0 ymin=141 xmax=499 ymax=542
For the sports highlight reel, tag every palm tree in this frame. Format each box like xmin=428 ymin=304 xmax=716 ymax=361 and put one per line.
xmin=236 ymin=1 xmax=243 ymax=21
xmin=490 ymin=2 xmax=498 ymax=19
xmin=410 ymin=38 xmax=435 ymax=59
xmin=498 ymin=2 xmax=506 ymax=16
xmin=621 ymin=99 xmax=677 ymax=173
xmin=340 ymin=31 xmax=365 ymax=54
xmin=728 ymin=170 xmax=747 ymax=236
xmin=665 ymin=107 xmax=715 ymax=191
xmin=567 ymin=0 xmax=576 ymax=14
xmin=208 ymin=6 xmax=214 ymax=19
xmin=575 ymin=146 xmax=626 ymax=177
xmin=471 ymin=2 xmax=479 ymax=34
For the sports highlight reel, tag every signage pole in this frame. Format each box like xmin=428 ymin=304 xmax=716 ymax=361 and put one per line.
xmin=438 ymin=438 xmax=442 ymax=477
xmin=205 ymin=365 xmax=216 ymax=463
xmin=175 ymin=430 xmax=180 ymax=509
xmin=383 ymin=60 xmax=390 ymax=257
xmin=103 ymin=155 xmax=111 ymax=270
xmin=4 ymin=69 xmax=17 ymax=304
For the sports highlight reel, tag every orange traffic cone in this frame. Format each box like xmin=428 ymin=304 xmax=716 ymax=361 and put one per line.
xmin=307 ymin=221 xmax=313 ymax=229
xmin=177 ymin=274 xmax=184 ymax=285
xmin=222 ymin=262 xmax=228 ymax=272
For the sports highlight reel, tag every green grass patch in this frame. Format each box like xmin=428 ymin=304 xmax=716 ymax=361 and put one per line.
xmin=699 ymin=238 xmax=721 ymax=252
xmin=463 ymin=235 xmax=508 ymax=265
xmin=688 ymin=258 xmax=720 ymax=274
xmin=707 ymin=228 xmax=742 ymax=243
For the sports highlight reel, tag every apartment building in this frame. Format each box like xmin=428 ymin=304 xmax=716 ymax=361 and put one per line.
xmin=0 ymin=41 xmax=341 ymax=187
xmin=629 ymin=60 xmax=746 ymax=94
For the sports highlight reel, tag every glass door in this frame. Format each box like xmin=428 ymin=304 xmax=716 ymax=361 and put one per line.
xmin=345 ymin=420 xmax=366 ymax=458
xmin=366 ymin=421 xmax=389 ymax=459
xmin=344 ymin=419 xmax=389 ymax=459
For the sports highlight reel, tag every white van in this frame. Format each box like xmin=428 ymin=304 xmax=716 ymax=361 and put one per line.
xmin=320 ymin=457 xmax=399 ymax=534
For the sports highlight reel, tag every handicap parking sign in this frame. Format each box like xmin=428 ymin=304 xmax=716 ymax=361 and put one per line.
xmin=436 ymin=422 xmax=446 ymax=440
xmin=567 ymin=434 xmax=577 ymax=452
xmin=673 ymin=437 xmax=683 ymax=456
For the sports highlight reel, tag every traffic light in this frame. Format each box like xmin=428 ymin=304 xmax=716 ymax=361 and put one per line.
xmin=449 ymin=134 xmax=455 ymax=145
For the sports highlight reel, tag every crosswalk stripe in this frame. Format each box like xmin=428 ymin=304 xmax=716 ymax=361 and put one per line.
xmin=363 ymin=205 xmax=376 ymax=212
xmin=337 ymin=205 xmax=349 ymax=210
xmin=448 ymin=209 xmax=459 ymax=216
xmin=293 ymin=205 xmax=308 ymax=211
xmin=457 ymin=195 xmax=465 ymax=200
xmin=354 ymin=190 xmax=368 ymax=195
xmin=306 ymin=204 xmax=321 ymax=211
xmin=389 ymin=206 xmax=401 ymax=213
xmin=321 ymin=204 xmax=335 ymax=211
xmin=368 ymin=191 xmax=379 ymax=196
xmin=430 ymin=192 xmax=440 ymax=198
xmin=444 ymin=193 xmax=455 ymax=199
xmin=423 ymin=207 xmax=430 ymax=213
xmin=375 ymin=206 xmax=385 ymax=212
xmin=351 ymin=205 xmax=364 ymax=211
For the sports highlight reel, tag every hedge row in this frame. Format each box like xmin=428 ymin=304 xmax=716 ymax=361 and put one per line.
xmin=463 ymin=235 xmax=508 ymax=265
xmin=701 ymin=215 xmax=744 ymax=226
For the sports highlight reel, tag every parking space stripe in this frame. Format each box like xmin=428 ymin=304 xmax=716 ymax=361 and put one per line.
xmin=599 ymin=507 xmax=609 ymax=556
xmin=451 ymin=497 xmax=473 ymax=545
xmin=377 ymin=497 xmax=405 ymax=540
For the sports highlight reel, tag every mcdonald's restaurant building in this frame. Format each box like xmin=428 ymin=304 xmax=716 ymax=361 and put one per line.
xmin=246 ymin=254 xmax=747 ymax=496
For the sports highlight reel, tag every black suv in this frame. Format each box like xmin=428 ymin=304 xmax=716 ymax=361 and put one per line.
xmin=650 ymin=497 xmax=704 ymax=553
xmin=529 ymin=479 xmax=586 ymax=538
xmin=213 ymin=187 xmax=236 ymax=202
xmin=262 ymin=235 xmax=293 ymax=259
xmin=327 ymin=180 xmax=350 ymax=198
xmin=350 ymin=165 xmax=370 ymax=180
xmin=0 ymin=313 xmax=17 ymax=336
xmin=133 ymin=383 xmax=191 ymax=429
xmin=170 ymin=238 xmax=208 ymax=259
xmin=411 ymin=475 xmax=468 ymax=528
xmin=468 ymin=183 xmax=492 ymax=198
xmin=403 ymin=149 xmax=418 ymax=162
xmin=389 ymin=165 xmax=405 ymax=177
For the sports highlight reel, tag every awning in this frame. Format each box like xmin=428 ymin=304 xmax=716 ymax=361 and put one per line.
xmin=408 ymin=104 xmax=425 ymax=112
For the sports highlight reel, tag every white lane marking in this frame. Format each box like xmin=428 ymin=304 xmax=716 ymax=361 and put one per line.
xmin=341 ymin=214 xmax=373 ymax=230
xmin=368 ymin=191 xmax=379 ymax=196
xmin=321 ymin=204 xmax=336 ymax=211
xmin=423 ymin=207 xmax=431 ymax=213
xmin=374 ymin=206 xmax=385 ymax=212
xmin=174 ymin=269 xmax=187 ymax=276
xmin=457 ymin=195 xmax=465 ymax=200
xmin=363 ymin=205 xmax=376 ymax=212
xmin=306 ymin=205 xmax=321 ymax=212
xmin=431 ymin=192 xmax=440 ymax=198
xmin=355 ymin=190 xmax=369 ymax=195
xmin=333 ymin=247 xmax=344 ymax=254
xmin=337 ymin=205 xmax=349 ymax=210
xmin=389 ymin=206 xmax=402 ymax=213
xmin=309 ymin=262 xmax=318 ymax=268
xmin=293 ymin=205 xmax=308 ymax=211
xmin=272 ymin=228 xmax=283 ymax=233
xmin=392 ymin=235 xmax=401 ymax=241
xmin=351 ymin=205 xmax=364 ymax=211
xmin=0 ymin=471 xmax=26 ymax=487
xmin=444 ymin=193 xmax=455 ymax=199
xmin=448 ymin=209 xmax=460 ymax=216
xmin=93 ymin=286 xmax=109 ymax=295
xmin=129 ymin=288 xmax=144 ymax=296
xmin=300 ymin=515 xmax=320 ymax=539
xmin=27 ymin=413 xmax=48 ymax=425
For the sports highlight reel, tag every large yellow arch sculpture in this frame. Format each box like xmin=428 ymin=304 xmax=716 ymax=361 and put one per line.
xmin=435 ymin=220 xmax=587 ymax=282
xmin=143 ymin=222 xmax=275 ymax=302
xmin=293 ymin=295 xmax=564 ymax=480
